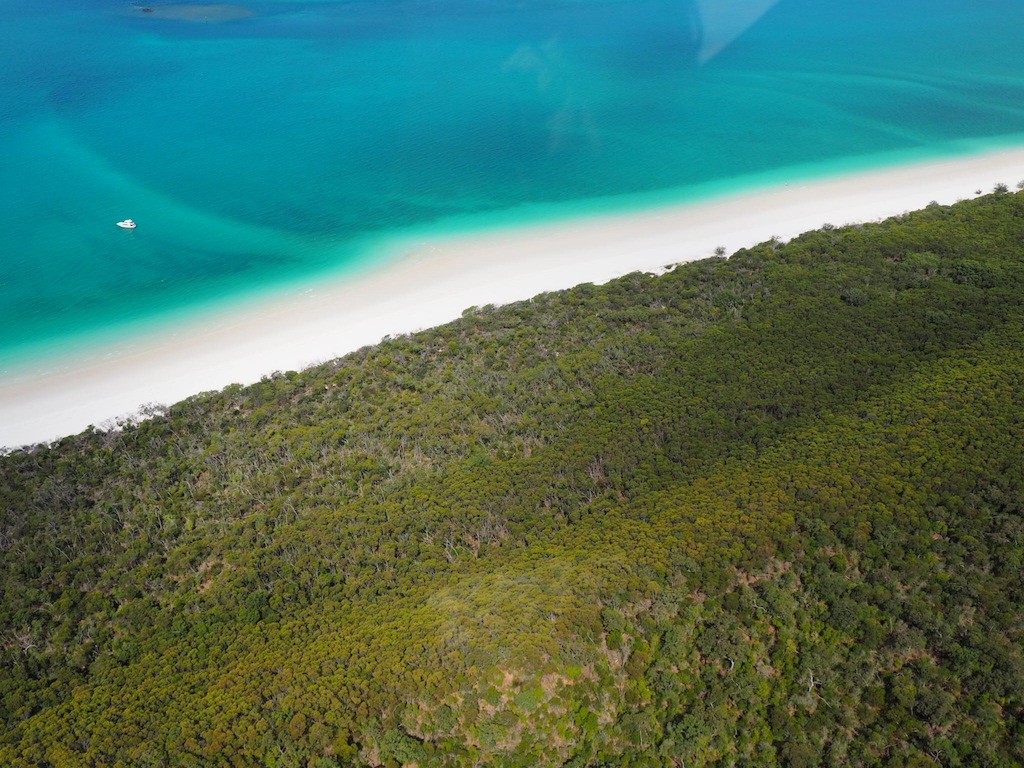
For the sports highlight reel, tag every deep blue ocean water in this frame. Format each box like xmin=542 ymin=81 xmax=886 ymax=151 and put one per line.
xmin=3 ymin=0 xmax=1024 ymax=369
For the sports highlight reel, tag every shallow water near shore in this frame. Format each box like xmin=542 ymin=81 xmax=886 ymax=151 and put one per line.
xmin=3 ymin=0 xmax=1024 ymax=372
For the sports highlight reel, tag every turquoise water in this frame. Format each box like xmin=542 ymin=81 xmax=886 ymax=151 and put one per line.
xmin=3 ymin=0 xmax=1024 ymax=369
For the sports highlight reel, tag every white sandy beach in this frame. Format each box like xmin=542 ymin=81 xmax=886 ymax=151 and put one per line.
xmin=3 ymin=147 xmax=1024 ymax=449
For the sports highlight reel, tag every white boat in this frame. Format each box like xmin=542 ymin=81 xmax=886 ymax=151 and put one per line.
xmin=116 ymin=219 xmax=137 ymax=229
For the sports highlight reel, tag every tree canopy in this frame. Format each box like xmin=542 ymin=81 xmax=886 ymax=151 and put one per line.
xmin=2 ymin=192 xmax=1023 ymax=767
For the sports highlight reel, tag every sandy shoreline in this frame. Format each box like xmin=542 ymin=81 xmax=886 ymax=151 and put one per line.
xmin=3 ymin=147 xmax=1024 ymax=449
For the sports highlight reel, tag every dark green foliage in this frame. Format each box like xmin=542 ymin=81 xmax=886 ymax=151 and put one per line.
xmin=2 ymin=193 xmax=1024 ymax=766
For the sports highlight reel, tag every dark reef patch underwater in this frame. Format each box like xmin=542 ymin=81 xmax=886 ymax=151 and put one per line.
xmin=131 ymin=3 xmax=254 ymax=22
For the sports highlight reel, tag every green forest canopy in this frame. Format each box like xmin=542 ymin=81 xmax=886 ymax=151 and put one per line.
xmin=2 ymin=191 xmax=1023 ymax=767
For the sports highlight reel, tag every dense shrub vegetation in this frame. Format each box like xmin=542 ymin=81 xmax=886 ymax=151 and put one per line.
xmin=2 ymin=193 xmax=1023 ymax=767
